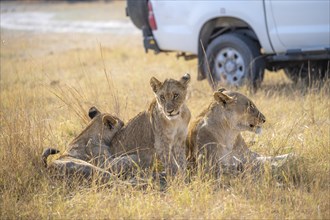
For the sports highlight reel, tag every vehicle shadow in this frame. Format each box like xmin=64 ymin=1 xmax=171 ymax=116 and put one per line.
xmin=259 ymin=80 xmax=330 ymax=97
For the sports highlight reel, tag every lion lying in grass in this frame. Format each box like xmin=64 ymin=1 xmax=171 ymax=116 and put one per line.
xmin=43 ymin=73 xmax=192 ymax=184
xmin=187 ymin=88 xmax=292 ymax=177
xmin=42 ymin=107 xmax=125 ymax=183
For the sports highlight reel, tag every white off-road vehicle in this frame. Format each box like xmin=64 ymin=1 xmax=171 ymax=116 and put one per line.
xmin=126 ymin=0 xmax=330 ymax=89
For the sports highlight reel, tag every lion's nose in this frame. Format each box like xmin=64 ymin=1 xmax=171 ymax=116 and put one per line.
xmin=167 ymin=109 xmax=174 ymax=114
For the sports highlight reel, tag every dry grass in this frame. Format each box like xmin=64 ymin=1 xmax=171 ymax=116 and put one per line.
xmin=1 ymin=23 xmax=330 ymax=220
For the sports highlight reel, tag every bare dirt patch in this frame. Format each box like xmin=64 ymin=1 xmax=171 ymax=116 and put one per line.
xmin=1 ymin=1 xmax=137 ymax=33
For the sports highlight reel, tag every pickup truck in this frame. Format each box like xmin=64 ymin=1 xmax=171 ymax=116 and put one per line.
xmin=126 ymin=0 xmax=330 ymax=89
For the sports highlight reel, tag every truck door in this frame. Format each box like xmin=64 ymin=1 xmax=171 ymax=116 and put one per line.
xmin=265 ymin=0 xmax=330 ymax=53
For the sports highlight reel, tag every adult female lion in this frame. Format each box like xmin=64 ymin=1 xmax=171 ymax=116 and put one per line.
xmin=187 ymin=88 xmax=291 ymax=177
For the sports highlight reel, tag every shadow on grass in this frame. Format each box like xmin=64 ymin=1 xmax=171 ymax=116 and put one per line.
xmin=260 ymin=79 xmax=330 ymax=97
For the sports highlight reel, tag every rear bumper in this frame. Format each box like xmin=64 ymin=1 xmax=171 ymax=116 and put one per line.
xmin=142 ymin=26 xmax=160 ymax=53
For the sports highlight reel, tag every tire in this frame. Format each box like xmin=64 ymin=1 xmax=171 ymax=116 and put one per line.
xmin=126 ymin=0 xmax=148 ymax=30
xmin=204 ymin=33 xmax=265 ymax=90
xmin=284 ymin=61 xmax=329 ymax=84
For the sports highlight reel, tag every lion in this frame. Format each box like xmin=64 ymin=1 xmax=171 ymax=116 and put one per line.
xmin=187 ymin=88 xmax=291 ymax=177
xmin=42 ymin=107 xmax=125 ymax=183
xmin=109 ymin=73 xmax=191 ymax=176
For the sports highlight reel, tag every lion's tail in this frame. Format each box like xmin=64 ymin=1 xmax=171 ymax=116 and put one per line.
xmin=42 ymin=148 xmax=60 ymax=167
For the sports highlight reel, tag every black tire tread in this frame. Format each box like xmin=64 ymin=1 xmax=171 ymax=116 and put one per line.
xmin=126 ymin=0 xmax=148 ymax=30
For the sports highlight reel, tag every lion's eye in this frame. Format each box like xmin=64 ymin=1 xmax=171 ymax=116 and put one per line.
xmin=247 ymin=102 xmax=254 ymax=109
xmin=160 ymin=95 xmax=165 ymax=101
xmin=173 ymin=93 xmax=179 ymax=100
xmin=248 ymin=104 xmax=256 ymax=112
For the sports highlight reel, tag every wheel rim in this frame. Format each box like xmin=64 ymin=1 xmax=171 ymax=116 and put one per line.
xmin=213 ymin=47 xmax=245 ymax=86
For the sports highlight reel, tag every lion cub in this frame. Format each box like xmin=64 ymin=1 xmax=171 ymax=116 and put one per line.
xmin=110 ymin=73 xmax=191 ymax=175
xmin=42 ymin=107 xmax=124 ymax=183
xmin=187 ymin=88 xmax=290 ymax=176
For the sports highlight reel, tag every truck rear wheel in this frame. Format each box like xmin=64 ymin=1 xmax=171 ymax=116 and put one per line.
xmin=126 ymin=0 xmax=148 ymax=30
xmin=204 ymin=33 xmax=264 ymax=90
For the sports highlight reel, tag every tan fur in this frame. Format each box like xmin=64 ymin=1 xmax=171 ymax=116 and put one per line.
xmin=110 ymin=74 xmax=191 ymax=175
xmin=187 ymin=89 xmax=267 ymax=176
xmin=42 ymin=107 xmax=124 ymax=183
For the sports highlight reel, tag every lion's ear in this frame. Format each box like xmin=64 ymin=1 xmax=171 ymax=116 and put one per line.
xmin=88 ymin=106 xmax=101 ymax=119
xmin=102 ymin=114 xmax=117 ymax=129
xmin=150 ymin=77 xmax=162 ymax=93
xmin=179 ymin=73 xmax=190 ymax=87
xmin=213 ymin=90 xmax=234 ymax=105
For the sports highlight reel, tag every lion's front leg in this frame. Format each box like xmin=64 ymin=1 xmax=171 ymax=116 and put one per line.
xmin=256 ymin=153 xmax=295 ymax=166
xmin=49 ymin=157 xmax=112 ymax=184
xmin=232 ymin=134 xmax=260 ymax=164
xmin=155 ymin=146 xmax=178 ymax=176
xmin=157 ymin=146 xmax=177 ymax=176
xmin=172 ymin=141 xmax=187 ymax=174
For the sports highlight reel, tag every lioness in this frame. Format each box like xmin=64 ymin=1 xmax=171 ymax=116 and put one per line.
xmin=187 ymin=88 xmax=290 ymax=176
xmin=42 ymin=107 xmax=124 ymax=183
xmin=109 ymin=74 xmax=191 ymax=175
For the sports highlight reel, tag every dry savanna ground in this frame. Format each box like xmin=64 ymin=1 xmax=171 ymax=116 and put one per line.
xmin=1 ymin=2 xmax=329 ymax=219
